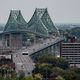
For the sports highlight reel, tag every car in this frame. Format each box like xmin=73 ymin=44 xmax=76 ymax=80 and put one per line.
xmin=22 ymin=51 xmax=29 ymax=55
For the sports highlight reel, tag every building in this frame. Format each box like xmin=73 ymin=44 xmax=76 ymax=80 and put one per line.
xmin=60 ymin=37 xmax=80 ymax=66
xmin=0 ymin=54 xmax=15 ymax=69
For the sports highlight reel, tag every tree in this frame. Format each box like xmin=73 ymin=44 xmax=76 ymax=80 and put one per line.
xmin=34 ymin=73 xmax=43 ymax=80
xmin=33 ymin=63 xmax=52 ymax=78
xmin=63 ymin=69 xmax=77 ymax=80
xmin=36 ymin=54 xmax=69 ymax=69
xmin=24 ymin=76 xmax=33 ymax=80
xmin=49 ymin=67 xmax=65 ymax=80
xmin=56 ymin=76 xmax=65 ymax=80
xmin=0 ymin=76 xmax=4 ymax=80
xmin=64 ymin=67 xmax=80 ymax=80
xmin=56 ymin=58 xmax=69 ymax=69
xmin=18 ymin=70 xmax=25 ymax=80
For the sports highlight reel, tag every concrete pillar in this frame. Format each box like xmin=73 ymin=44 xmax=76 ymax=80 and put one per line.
xmin=58 ymin=43 xmax=60 ymax=53
xmin=47 ymin=46 xmax=52 ymax=54
xmin=42 ymin=49 xmax=46 ymax=54
xmin=9 ymin=34 xmax=12 ymax=48
xmin=46 ymin=48 xmax=49 ymax=54
xmin=33 ymin=35 xmax=36 ymax=44
xmin=20 ymin=33 xmax=23 ymax=48
xmin=51 ymin=46 xmax=54 ymax=53
xmin=53 ymin=44 xmax=56 ymax=56
xmin=50 ymin=46 xmax=52 ymax=53
xmin=6 ymin=34 xmax=10 ymax=47
xmin=47 ymin=47 xmax=51 ymax=54
xmin=45 ymin=48 xmax=48 ymax=54
xmin=55 ymin=43 xmax=59 ymax=54
xmin=2 ymin=34 xmax=5 ymax=47
xmin=45 ymin=49 xmax=48 ymax=54
xmin=41 ymin=50 xmax=44 ymax=54
xmin=40 ymin=51 xmax=43 ymax=55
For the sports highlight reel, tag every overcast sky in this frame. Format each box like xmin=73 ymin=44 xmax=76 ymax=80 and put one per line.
xmin=0 ymin=0 xmax=80 ymax=24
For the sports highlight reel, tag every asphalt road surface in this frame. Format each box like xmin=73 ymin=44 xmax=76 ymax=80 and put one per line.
xmin=13 ymin=36 xmax=63 ymax=76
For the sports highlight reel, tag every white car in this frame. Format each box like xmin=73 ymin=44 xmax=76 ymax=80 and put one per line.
xmin=22 ymin=51 xmax=29 ymax=55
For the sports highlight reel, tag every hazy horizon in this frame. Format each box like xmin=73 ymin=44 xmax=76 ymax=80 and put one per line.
xmin=0 ymin=0 xmax=80 ymax=24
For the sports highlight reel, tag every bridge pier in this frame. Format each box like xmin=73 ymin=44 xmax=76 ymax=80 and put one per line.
xmin=53 ymin=44 xmax=56 ymax=56
xmin=51 ymin=46 xmax=54 ymax=54
xmin=47 ymin=47 xmax=51 ymax=54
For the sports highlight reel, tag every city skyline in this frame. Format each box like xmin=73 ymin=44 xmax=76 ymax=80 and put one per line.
xmin=0 ymin=0 xmax=80 ymax=24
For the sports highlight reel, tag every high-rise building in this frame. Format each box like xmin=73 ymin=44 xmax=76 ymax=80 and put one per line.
xmin=60 ymin=37 xmax=80 ymax=66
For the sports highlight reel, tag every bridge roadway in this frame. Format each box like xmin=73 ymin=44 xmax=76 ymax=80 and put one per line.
xmin=13 ymin=36 xmax=63 ymax=76
xmin=13 ymin=52 xmax=35 ymax=76
xmin=23 ymin=36 xmax=63 ymax=55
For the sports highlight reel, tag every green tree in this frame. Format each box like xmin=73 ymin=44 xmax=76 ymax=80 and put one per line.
xmin=18 ymin=70 xmax=25 ymax=80
xmin=36 ymin=54 xmax=69 ymax=69
xmin=34 ymin=73 xmax=43 ymax=80
xmin=64 ymin=69 xmax=76 ymax=80
xmin=33 ymin=63 xmax=52 ymax=78
xmin=24 ymin=76 xmax=33 ymax=80
xmin=49 ymin=67 xmax=65 ymax=80
xmin=56 ymin=76 xmax=65 ymax=80
xmin=56 ymin=58 xmax=69 ymax=69
xmin=0 ymin=76 xmax=4 ymax=80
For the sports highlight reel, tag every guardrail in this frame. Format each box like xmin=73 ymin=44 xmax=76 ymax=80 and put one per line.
xmin=30 ymin=37 xmax=64 ymax=56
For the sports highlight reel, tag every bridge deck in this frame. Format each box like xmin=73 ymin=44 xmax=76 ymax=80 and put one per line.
xmin=24 ymin=37 xmax=63 ymax=55
xmin=12 ymin=36 xmax=64 ymax=75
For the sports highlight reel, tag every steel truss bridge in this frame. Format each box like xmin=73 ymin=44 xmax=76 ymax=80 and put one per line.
xmin=0 ymin=9 xmax=64 ymax=76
